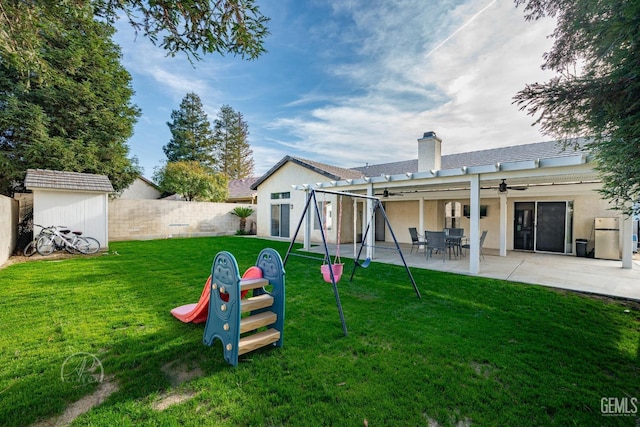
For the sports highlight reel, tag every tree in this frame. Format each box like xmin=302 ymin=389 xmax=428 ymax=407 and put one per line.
xmin=154 ymin=161 xmax=228 ymax=202
xmin=214 ymin=105 xmax=255 ymax=179
xmin=230 ymin=206 xmax=254 ymax=234
xmin=513 ymin=0 xmax=640 ymax=215
xmin=0 ymin=15 xmax=141 ymax=195
xmin=164 ymin=93 xmax=217 ymax=169
xmin=0 ymin=1 xmax=269 ymax=82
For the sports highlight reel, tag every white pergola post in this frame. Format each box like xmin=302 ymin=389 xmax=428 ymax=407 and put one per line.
xmin=499 ymin=192 xmax=507 ymax=257
xmin=469 ymin=175 xmax=480 ymax=274
xmin=303 ymin=189 xmax=311 ymax=250
xmin=353 ymin=198 xmax=358 ymax=258
xmin=419 ymin=197 xmax=425 ymax=238
xmin=366 ymin=184 xmax=374 ymax=260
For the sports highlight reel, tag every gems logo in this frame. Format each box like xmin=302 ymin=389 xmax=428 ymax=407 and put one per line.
xmin=601 ymin=397 xmax=638 ymax=416
xmin=60 ymin=352 xmax=104 ymax=384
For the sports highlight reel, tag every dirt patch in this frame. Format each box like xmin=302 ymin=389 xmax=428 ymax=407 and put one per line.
xmin=2 ymin=252 xmax=102 ymax=270
xmin=161 ymin=362 xmax=204 ymax=386
xmin=152 ymin=391 xmax=197 ymax=411
xmin=152 ymin=362 xmax=203 ymax=411
xmin=31 ymin=377 xmax=118 ymax=427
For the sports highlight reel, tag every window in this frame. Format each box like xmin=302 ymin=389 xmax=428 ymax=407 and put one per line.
xmin=271 ymin=204 xmax=290 ymax=238
xmin=271 ymin=192 xmax=290 ymax=200
xmin=314 ymin=201 xmax=332 ymax=230
xmin=445 ymin=201 xmax=462 ymax=228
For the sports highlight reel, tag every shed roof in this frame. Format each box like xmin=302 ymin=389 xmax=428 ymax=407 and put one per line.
xmin=24 ymin=169 xmax=114 ymax=193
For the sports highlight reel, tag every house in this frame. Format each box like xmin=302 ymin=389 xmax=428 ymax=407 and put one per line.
xmin=227 ymin=177 xmax=258 ymax=204
xmin=251 ymin=131 xmax=635 ymax=273
xmin=118 ymin=175 xmax=161 ymax=199
xmin=251 ymin=156 xmax=364 ymax=240
xmin=146 ymin=176 xmax=258 ymax=203
xmin=24 ymin=169 xmax=113 ymax=248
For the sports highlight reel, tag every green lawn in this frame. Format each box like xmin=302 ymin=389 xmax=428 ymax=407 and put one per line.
xmin=0 ymin=237 xmax=638 ymax=426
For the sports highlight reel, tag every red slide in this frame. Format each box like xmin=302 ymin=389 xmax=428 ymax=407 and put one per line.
xmin=171 ymin=266 xmax=262 ymax=324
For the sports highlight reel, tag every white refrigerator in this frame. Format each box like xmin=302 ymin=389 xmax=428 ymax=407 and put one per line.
xmin=594 ymin=217 xmax=620 ymax=260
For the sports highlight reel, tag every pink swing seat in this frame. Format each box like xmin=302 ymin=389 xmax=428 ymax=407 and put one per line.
xmin=321 ymin=263 xmax=344 ymax=283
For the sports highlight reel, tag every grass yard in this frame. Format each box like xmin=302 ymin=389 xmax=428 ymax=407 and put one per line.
xmin=0 ymin=236 xmax=638 ymax=426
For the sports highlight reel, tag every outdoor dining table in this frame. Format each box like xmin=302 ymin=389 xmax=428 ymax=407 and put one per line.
xmin=445 ymin=235 xmax=465 ymax=258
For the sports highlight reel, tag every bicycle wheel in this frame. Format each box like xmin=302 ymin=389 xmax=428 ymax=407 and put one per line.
xmin=76 ymin=237 xmax=100 ymax=254
xmin=23 ymin=240 xmax=37 ymax=257
xmin=36 ymin=235 xmax=55 ymax=255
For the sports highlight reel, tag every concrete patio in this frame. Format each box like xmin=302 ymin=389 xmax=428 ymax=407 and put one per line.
xmin=301 ymin=243 xmax=640 ymax=301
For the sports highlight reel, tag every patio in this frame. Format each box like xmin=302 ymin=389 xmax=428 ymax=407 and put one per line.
xmin=304 ymin=243 xmax=640 ymax=301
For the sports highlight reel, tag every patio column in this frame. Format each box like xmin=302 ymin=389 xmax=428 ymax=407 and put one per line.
xmin=353 ymin=198 xmax=358 ymax=258
xmin=469 ymin=174 xmax=480 ymax=274
xmin=367 ymin=184 xmax=374 ymax=260
xmin=622 ymin=214 xmax=633 ymax=269
xmin=419 ymin=197 xmax=424 ymax=238
xmin=499 ymin=192 xmax=507 ymax=257
xmin=304 ymin=189 xmax=311 ymax=251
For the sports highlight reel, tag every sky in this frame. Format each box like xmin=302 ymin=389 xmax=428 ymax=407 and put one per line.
xmin=111 ymin=0 xmax=558 ymax=180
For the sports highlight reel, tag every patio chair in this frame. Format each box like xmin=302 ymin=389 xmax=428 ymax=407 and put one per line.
xmin=461 ymin=230 xmax=488 ymax=260
xmin=409 ymin=227 xmax=427 ymax=254
xmin=425 ymin=231 xmax=447 ymax=262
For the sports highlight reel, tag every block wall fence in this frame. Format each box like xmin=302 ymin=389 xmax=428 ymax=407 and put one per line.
xmin=108 ymin=199 xmax=257 ymax=241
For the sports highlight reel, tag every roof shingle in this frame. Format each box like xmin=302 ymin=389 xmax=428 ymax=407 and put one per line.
xmin=24 ymin=169 xmax=114 ymax=192
xmin=228 ymin=177 xmax=258 ymax=200
xmin=352 ymin=140 xmax=588 ymax=177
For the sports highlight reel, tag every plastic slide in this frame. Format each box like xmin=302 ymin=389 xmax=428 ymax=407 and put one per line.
xmin=171 ymin=266 xmax=262 ymax=324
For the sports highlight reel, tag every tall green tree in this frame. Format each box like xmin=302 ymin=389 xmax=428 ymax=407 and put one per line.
xmin=514 ymin=0 xmax=640 ymax=215
xmin=0 ymin=15 xmax=141 ymax=195
xmin=0 ymin=1 xmax=269 ymax=83
xmin=214 ymin=105 xmax=255 ymax=179
xmin=153 ymin=161 xmax=228 ymax=201
xmin=163 ymin=93 xmax=217 ymax=169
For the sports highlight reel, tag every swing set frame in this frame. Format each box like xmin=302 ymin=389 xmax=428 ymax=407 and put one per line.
xmin=283 ymin=188 xmax=421 ymax=336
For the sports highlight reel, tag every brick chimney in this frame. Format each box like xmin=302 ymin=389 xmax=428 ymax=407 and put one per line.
xmin=418 ymin=131 xmax=442 ymax=172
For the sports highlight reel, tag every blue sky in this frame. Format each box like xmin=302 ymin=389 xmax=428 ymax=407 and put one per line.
xmin=112 ymin=0 xmax=557 ymax=180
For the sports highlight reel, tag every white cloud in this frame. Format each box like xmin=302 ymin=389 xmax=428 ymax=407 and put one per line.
xmin=267 ymin=0 xmax=558 ymax=170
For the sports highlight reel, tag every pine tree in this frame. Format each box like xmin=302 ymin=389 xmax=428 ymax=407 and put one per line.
xmin=163 ymin=92 xmax=217 ymax=170
xmin=214 ymin=105 xmax=255 ymax=179
xmin=0 ymin=15 xmax=140 ymax=195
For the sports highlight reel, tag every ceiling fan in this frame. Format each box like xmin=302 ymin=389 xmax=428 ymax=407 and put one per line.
xmin=375 ymin=188 xmax=404 ymax=197
xmin=498 ymin=179 xmax=527 ymax=193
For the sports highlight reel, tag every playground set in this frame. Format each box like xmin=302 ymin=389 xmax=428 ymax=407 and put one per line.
xmin=171 ymin=248 xmax=285 ymax=367
xmin=170 ymin=188 xmax=419 ymax=365
xmin=283 ymin=189 xmax=421 ymax=336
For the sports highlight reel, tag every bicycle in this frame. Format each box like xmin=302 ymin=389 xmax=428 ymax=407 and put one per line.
xmin=22 ymin=224 xmax=55 ymax=257
xmin=36 ymin=225 xmax=101 ymax=256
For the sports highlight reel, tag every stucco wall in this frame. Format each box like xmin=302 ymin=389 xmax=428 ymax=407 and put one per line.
xmin=118 ymin=177 xmax=161 ymax=199
xmin=0 ymin=195 xmax=18 ymax=265
xmin=254 ymin=162 xmax=354 ymax=243
xmin=108 ymin=199 xmax=256 ymax=241
xmin=380 ymin=183 xmax=621 ymax=253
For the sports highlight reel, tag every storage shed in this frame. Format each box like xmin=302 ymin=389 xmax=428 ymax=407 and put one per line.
xmin=24 ymin=169 xmax=114 ymax=249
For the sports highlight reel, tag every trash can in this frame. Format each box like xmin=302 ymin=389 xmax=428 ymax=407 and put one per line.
xmin=576 ymin=239 xmax=588 ymax=257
